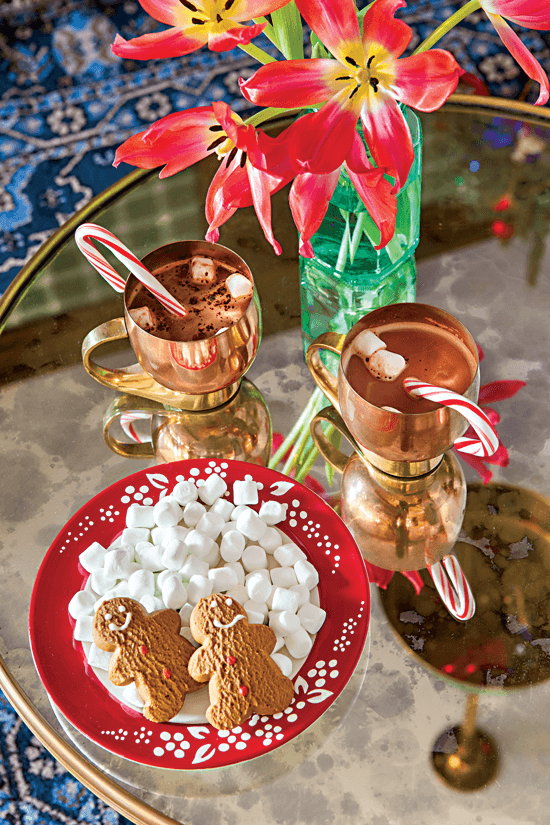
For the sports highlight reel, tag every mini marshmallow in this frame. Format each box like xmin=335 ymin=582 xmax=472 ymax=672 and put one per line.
xmin=294 ymin=559 xmax=319 ymax=590
xmin=161 ymin=539 xmax=188 ymax=570
xmin=210 ymin=497 xmax=234 ymax=521
xmin=226 ymin=273 xmax=253 ymax=300
xmin=351 ymin=329 xmax=386 ymax=358
xmin=86 ymin=643 xmax=112 ymax=671
xmin=270 ymin=566 xmax=298 ymax=589
xmin=127 ymin=562 xmax=142 ymax=577
xmin=258 ymin=501 xmax=287 ymax=525
xmin=226 ymin=584 xmax=248 ymax=603
xmin=220 ymin=530 xmax=246 ymax=562
xmin=179 ymin=603 xmax=193 ymax=625
xmin=126 ymin=504 xmax=155 ymax=529
xmin=183 ymin=501 xmax=207 ymax=527
xmin=274 ymin=543 xmax=306 ymax=567
xmin=151 ymin=525 xmax=189 ymax=546
xmin=275 ymin=610 xmax=301 ymax=635
xmin=121 ymin=527 xmax=150 ymax=546
xmin=367 ymin=349 xmax=406 ymax=382
xmin=129 ymin=306 xmax=155 ymax=330
xmin=74 ymin=616 xmax=94 ymax=642
xmin=224 ymin=562 xmax=245 ymax=587
xmin=271 ymin=652 xmax=292 ymax=678
xmin=245 ymin=568 xmax=270 ymax=583
xmin=297 ymin=603 xmax=326 ymax=634
xmin=272 ymin=586 xmax=300 ymax=614
xmin=273 ymin=635 xmax=285 ymax=653
xmin=241 ymin=545 xmax=268 ymax=573
xmin=180 ymin=555 xmax=209 ymax=580
xmin=190 ymin=255 xmax=216 ymax=284
xmin=68 ymin=590 xmax=96 ymax=619
xmin=220 ymin=521 xmax=239 ymax=537
xmin=246 ymin=571 xmax=272 ymax=603
xmin=135 ymin=542 xmax=164 ymax=572
xmin=284 ymin=627 xmax=313 ymax=659
xmin=172 ymin=480 xmax=198 ymax=506
xmin=104 ymin=547 xmax=133 ymax=580
xmin=162 ymin=575 xmax=188 ymax=610
xmin=236 ymin=509 xmax=268 ymax=542
xmin=258 ymin=527 xmax=283 ymax=553
xmin=289 ymin=584 xmax=311 ymax=608
xmin=245 ymin=608 xmax=264 ymax=625
xmin=208 ymin=566 xmax=239 ymax=593
xmin=244 ymin=599 xmax=268 ymax=620
xmin=181 ymin=627 xmax=199 ymax=646
xmin=196 ymin=511 xmax=225 ymax=540
xmin=231 ymin=505 xmax=254 ymax=521
xmin=153 ymin=497 xmax=183 ymax=527
xmin=78 ymin=542 xmax=107 ymax=573
xmin=187 ymin=575 xmax=214 ymax=605
xmin=91 ymin=569 xmax=117 ymax=596
xmin=185 ymin=529 xmax=217 ymax=559
xmin=156 ymin=569 xmax=176 ymax=589
xmin=233 ymin=479 xmax=259 ymax=505
xmin=202 ymin=541 xmax=221 ymax=568
xmin=103 ymin=581 xmax=130 ymax=599
xmin=140 ymin=594 xmax=164 ymax=613
xmin=197 ymin=474 xmax=227 ymax=506
xmin=128 ymin=568 xmax=155 ymax=600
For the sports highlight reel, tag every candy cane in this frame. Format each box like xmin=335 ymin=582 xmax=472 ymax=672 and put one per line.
xmin=75 ymin=223 xmax=187 ymax=318
xmin=119 ymin=412 xmax=152 ymax=445
xmin=403 ymin=378 xmax=499 ymax=458
xmin=428 ymin=554 xmax=476 ymax=621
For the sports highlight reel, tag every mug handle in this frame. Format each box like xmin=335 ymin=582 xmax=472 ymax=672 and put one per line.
xmin=310 ymin=406 xmax=361 ymax=475
xmin=102 ymin=395 xmax=157 ymax=458
xmin=82 ymin=318 xmax=198 ymax=406
xmin=305 ymin=331 xmax=346 ymax=412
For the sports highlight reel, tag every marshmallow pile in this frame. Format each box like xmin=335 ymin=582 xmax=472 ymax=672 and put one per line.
xmin=351 ymin=329 xmax=406 ymax=382
xmin=69 ymin=472 xmax=326 ymax=709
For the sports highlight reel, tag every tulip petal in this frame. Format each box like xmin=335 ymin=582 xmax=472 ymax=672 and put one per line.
xmin=481 ymin=0 xmax=550 ymax=29
xmin=289 ymin=96 xmax=360 ymax=174
xmin=346 ymin=171 xmax=397 ymax=249
xmin=239 ymin=58 xmax=338 ymax=108
xmin=361 ymin=0 xmax=410 ymax=59
xmin=289 ymin=168 xmax=341 ymax=255
xmin=486 ymin=11 xmax=550 ymax=104
xmin=295 ymin=0 xmax=362 ymax=65
xmin=111 ymin=28 xmax=206 ymax=59
xmin=137 ymin=0 xmax=196 ymax=26
xmin=208 ymin=21 xmax=266 ymax=51
xmin=232 ymin=0 xmax=291 ymax=21
xmin=478 ymin=380 xmax=526 ymax=404
xmin=246 ymin=161 xmax=283 ymax=255
xmin=205 ymin=158 xmax=242 ymax=243
xmin=360 ymin=96 xmax=414 ymax=191
xmin=456 ymin=450 xmax=495 ymax=484
xmin=394 ymin=50 xmax=463 ymax=112
xmin=144 ymin=106 xmax=218 ymax=141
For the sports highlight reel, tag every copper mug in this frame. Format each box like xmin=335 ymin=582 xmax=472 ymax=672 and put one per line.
xmin=81 ymin=240 xmax=261 ymax=411
xmin=102 ymin=379 xmax=272 ymax=466
xmin=306 ymin=303 xmax=480 ymax=575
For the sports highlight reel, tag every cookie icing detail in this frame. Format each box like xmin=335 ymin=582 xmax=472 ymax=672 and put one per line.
xmin=109 ymin=612 xmax=132 ymax=632
xmin=213 ymin=614 xmax=245 ymax=629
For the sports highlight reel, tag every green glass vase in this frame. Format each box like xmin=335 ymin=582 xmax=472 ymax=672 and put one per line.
xmin=299 ymin=107 xmax=422 ymax=355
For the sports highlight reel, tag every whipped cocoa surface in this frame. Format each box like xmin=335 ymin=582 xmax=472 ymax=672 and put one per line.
xmin=127 ymin=257 xmax=253 ymax=341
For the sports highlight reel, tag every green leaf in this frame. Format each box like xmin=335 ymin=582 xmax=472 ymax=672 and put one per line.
xmin=270 ymin=2 xmax=304 ymax=60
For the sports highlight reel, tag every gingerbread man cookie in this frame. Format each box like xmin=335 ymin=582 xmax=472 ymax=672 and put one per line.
xmin=188 ymin=595 xmax=295 ymax=730
xmin=93 ymin=597 xmax=202 ymax=723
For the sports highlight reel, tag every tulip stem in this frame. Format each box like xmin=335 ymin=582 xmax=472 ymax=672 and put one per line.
xmin=238 ymin=42 xmax=279 ymax=64
xmin=269 ymin=387 xmax=325 ymax=470
xmin=246 ymin=106 xmax=305 ymax=128
xmin=413 ymin=0 xmax=481 ymax=54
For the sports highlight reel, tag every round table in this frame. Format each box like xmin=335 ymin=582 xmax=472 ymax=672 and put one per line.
xmin=2 ymin=95 xmax=550 ymax=825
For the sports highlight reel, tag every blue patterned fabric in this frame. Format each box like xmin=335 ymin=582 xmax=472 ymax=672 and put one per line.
xmin=1 ymin=0 xmax=549 ymax=297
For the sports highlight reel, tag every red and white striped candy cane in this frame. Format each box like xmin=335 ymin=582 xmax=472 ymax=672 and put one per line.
xmin=74 ymin=223 xmax=187 ymax=318
xmin=403 ymin=377 xmax=499 ymax=458
xmin=428 ymin=554 xmax=475 ymax=621
xmin=120 ymin=412 xmax=152 ymax=445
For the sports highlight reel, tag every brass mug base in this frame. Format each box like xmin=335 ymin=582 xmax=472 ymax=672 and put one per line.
xmin=103 ymin=377 xmax=272 ymax=466
xmin=431 ymin=725 xmax=499 ymax=792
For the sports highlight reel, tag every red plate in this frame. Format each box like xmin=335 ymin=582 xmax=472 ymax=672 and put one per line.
xmin=29 ymin=459 xmax=370 ymax=769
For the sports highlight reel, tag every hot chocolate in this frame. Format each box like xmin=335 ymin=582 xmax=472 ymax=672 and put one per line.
xmin=127 ymin=255 xmax=253 ymax=342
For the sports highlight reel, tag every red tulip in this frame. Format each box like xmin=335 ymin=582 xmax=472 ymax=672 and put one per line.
xmin=113 ymin=103 xmax=294 ymax=254
xmin=479 ymin=0 xmax=550 ymax=104
xmin=240 ymin=0 xmax=463 ymax=190
xmin=111 ymin=0 xmax=288 ymax=59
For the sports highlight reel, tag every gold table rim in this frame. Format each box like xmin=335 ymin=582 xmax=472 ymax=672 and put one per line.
xmin=1 ymin=93 xmax=550 ymax=822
